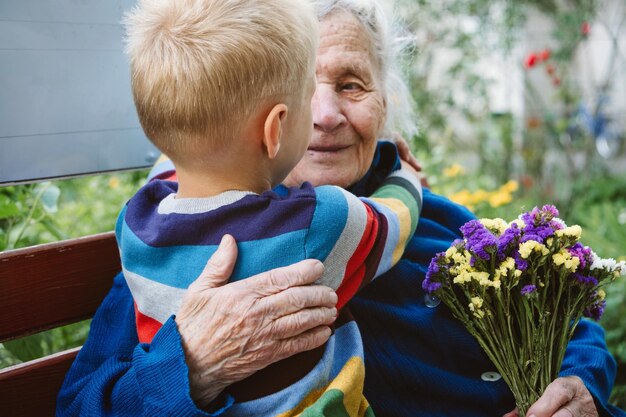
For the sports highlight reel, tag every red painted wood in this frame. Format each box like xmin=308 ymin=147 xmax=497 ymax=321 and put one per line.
xmin=0 ymin=232 xmax=119 ymax=341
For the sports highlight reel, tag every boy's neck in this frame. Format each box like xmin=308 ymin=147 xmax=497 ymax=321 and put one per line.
xmin=175 ymin=154 xmax=274 ymax=198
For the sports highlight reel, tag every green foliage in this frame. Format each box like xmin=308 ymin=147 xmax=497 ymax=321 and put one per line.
xmin=0 ymin=170 xmax=147 ymax=368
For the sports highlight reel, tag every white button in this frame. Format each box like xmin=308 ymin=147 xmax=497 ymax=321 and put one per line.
xmin=481 ymin=371 xmax=502 ymax=382
xmin=424 ymin=294 xmax=441 ymax=308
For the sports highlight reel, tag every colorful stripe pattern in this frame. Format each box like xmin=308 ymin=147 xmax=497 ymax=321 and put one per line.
xmin=116 ymin=167 xmax=421 ymax=415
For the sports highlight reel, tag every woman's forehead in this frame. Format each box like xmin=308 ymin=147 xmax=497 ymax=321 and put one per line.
xmin=317 ymin=11 xmax=379 ymax=77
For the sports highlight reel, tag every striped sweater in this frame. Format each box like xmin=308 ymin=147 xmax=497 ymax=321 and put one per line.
xmin=115 ymin=168 xmax=422 ymax=416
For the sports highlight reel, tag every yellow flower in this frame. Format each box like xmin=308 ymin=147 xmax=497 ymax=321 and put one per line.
xmin=453 ymin=272 xmax=471 ymax=284
xmin=555 ymin=225 xmax=582 ymax=239
xmin=502 ymin=180 xmax=519 ymax=193
xmin=494 ymin=257 xmax=516 ymax=281
xmin=473 ymin=189 xmax=490 ymax=204
xmin=470 ymin=296 xmax=483 ymax=309
xmin=519 ymin=241 xmax=549 ymax=259
xmin=489 ymin=191 xmax=512 ymax=208
xmin=449 ymin=190 xmax=474 ymax=210
xmin=443 ymin=164 xmax=465 ymax=178
xmin=597 ymin=289 xmax=606 ymax=301
xmin=552 ymin=250 xmax=580 ymax=272
xmin=445 ymin=246 xmax=458 ymax=258
xmin=108 ymin=176 xmax=120 ymax=189
xmin=480 ymin=218 xmax=508 ymax=235
xmin=552 ymin=252 xmax=566 ymax=265
xmin=510 ymin=219 xmax=525 ymax=229
xmin=469 ymin=297 xmax=485 ymax=318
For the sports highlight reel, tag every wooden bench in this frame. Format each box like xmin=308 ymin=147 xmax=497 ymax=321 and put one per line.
xmin=0 ymin=231 xmax=122 ymax=416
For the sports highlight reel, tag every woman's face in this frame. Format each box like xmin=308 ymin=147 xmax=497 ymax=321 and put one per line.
xmin=284 ymin=10 xmax=386 ymax=188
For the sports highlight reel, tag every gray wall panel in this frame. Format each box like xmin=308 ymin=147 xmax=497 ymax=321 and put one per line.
xmin=0 ymin=1 xmax=159 ymax=185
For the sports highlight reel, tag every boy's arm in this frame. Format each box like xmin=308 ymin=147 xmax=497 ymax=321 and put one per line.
xmin=56 ymin=273 xmax=221 ymax=417
xmin=308 ymin=166 xmax=422 ymax=309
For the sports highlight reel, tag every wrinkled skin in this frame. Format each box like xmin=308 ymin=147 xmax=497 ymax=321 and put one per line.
xmin=176 ymin=235 xmax=338 ymax=407
xmin=284 ymin=10 xmax=387 ymax=189
xmin=502 ymin=376 xmax=598 ymax=417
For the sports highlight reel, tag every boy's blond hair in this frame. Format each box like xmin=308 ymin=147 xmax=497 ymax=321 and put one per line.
xmin=124 ymin=0 xmax=318 ymax=168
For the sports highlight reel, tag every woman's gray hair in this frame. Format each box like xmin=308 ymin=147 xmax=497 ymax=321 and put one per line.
xmin=312 ymin=0 xmax=418 ymax=138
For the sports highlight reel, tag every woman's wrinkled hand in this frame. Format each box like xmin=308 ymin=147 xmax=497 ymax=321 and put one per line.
xmin=502 ymin=376 xmax=598 ymax=417
xmin=175 ymin=234 xmax=338 ymax=408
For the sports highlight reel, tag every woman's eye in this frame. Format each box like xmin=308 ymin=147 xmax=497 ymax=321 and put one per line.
xmin=340 ymin=82 xmax=363 ymax=91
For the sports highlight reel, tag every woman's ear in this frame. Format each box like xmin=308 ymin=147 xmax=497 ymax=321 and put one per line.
xmin=263 ymin=103 xmax=288 ymax=159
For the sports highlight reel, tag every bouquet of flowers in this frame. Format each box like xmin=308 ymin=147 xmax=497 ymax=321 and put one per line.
xmin=423 ymin=205 xmax=625 ymax=415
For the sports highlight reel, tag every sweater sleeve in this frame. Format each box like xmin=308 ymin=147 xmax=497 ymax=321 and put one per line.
xmin=559 ymin=319 xmax=623 ymax=417
xmin=307 ymin=168 xmax=422 ymax=309
xmin=56 ymin=272 xmax=232 ymax=417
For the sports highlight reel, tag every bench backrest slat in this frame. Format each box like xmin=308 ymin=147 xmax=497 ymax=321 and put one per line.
xmin=0 ymin=232 xmax=120 ymax=341
xmin=0 ymin=347 xmax=80 ymax=416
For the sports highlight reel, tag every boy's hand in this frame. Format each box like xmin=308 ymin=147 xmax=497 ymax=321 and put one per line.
xmin=394 ymin=134 xmax=429 ymax=187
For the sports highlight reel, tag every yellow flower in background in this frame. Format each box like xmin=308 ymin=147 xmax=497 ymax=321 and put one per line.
xmin=502 ymin=180 xmax=519 ymax=193
xmin=108 ymin=177 xmax=120 ymax=189
xmin=443 ymin=164 xmax=465 ymax=178
xmin=449 ymin=190 xmax=475 ymax=209
xmin=448 ymin=180 xmax=518 ymax=210
xmin=489 ymin=191 xmax=512 ymax=208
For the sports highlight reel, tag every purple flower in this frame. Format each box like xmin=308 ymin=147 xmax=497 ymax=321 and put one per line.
xmin=460 ymin=220 xmax=499 ymax=261
xmin=584 ymin=299 xmax=606 ymax=321
xmin=569 ymin=243 xmax=593 ymax=269
xmin=422 ymin=279 xmax=442 ymax=293
xmin=571 ymin=272 xmax=598 ymax=286
xmin=520 ymin=284 xmax=537 ymax=296
xmin=520 ymin=232 xmax=544 ymax=244
xmin=460 ymin=220 xmax=484 ymax=238
xmin=497 ymin=223 xmax=521 ymax=256
xmin=451 ymin=238 xmax=464 ymax=247
xmin=423 ymin=254 xmax=445 ymax=294
xmin=549 ymin=219 xmax=565 ymax=230
xmin=521 ymin=205 xmax=559 ymax=228
xmin=515 ymin=253 xmax=529 ymax=271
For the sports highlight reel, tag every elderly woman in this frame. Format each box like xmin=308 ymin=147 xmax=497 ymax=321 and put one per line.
xmin=58 ymin=0 xmax=622 ymax=416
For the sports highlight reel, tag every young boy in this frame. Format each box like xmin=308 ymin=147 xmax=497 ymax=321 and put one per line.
xmin=119 ymin=0 xmax=422 ymax=415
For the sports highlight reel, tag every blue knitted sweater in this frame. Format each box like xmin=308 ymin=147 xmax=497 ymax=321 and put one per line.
xmin=57 ymin=142 xmax=624 ymax=417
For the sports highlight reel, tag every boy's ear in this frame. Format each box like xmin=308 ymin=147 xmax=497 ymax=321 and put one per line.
xmin=263 ymin=103 xmax=288 ymax=160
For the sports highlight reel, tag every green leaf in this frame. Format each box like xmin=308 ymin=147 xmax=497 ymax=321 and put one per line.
xmin=0 ymin=194 xmax=20 ymax=219
xmin=3 ymin=335 xmax=46 ymax=362
xmin=37 ymin=183 xmax=61 ymax=214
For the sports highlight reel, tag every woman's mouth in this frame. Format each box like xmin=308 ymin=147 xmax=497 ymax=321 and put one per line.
xmin=307 ymin=145 xmax=350 ymax=153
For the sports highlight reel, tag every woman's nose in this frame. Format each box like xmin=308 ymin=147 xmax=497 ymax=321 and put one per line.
xmin=312 ymin=85 xmax=347 ymax=132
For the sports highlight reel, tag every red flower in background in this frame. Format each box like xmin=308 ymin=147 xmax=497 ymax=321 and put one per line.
xmin=581 ymin=21 xmax=591 ymax=37
xmin=525 ymin=53 xmax=538 ymax=68
xmin=539 ymin=49 xmax=551 ymax=61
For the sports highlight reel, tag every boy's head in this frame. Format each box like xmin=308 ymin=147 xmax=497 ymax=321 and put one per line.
xmin=124 ymin=0 xmax=318 ymax=173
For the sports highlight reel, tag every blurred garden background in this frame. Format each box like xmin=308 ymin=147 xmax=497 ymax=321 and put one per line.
xmin=1 ymin=0 xmax=625 ymax=407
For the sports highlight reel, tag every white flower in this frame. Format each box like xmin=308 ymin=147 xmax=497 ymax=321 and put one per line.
xmin=590 ymin=256 xmax=626 ymax=276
